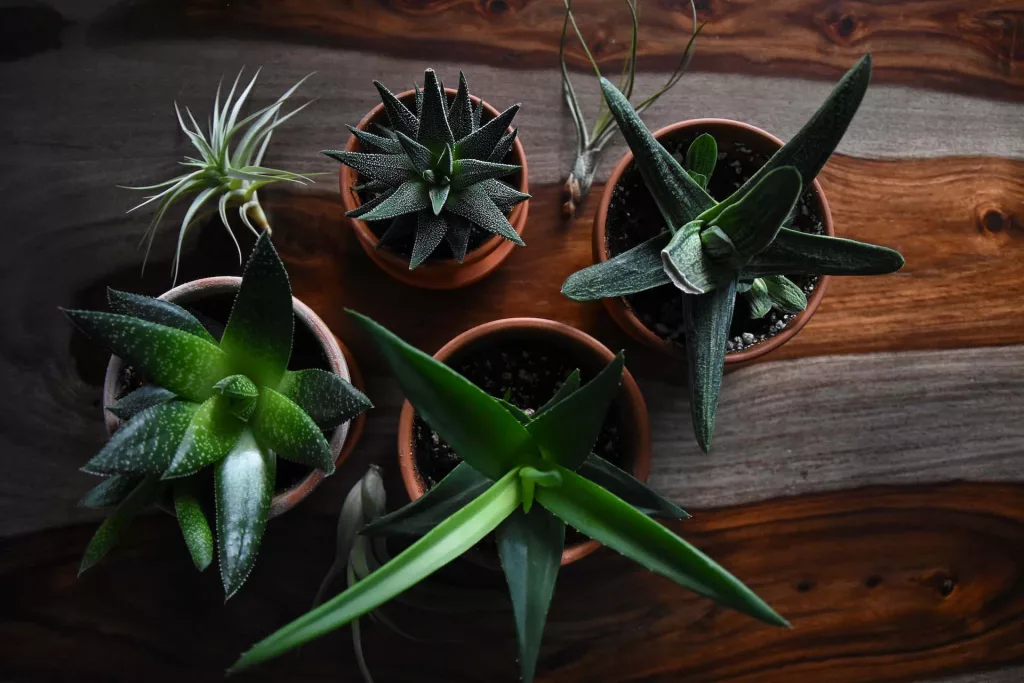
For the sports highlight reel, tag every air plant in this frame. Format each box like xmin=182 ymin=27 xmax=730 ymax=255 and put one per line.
xmin=562 ymin=55 xmax=905 ymax=453
xmin=123 ymin=69 xmax=317 ymax=282
xmin=560 ymin=0 xmax=701 ymax=217
xmin=325 ymin=69 xmax=528 ymax=269
xmin=64 ymin=234 xmax=371 ymax=598
xmin=231 ymin=313 xmax=786 ymax=681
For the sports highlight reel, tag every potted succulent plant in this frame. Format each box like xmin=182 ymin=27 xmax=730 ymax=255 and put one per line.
xmin=562 ymin=55 xmax=905 ymax=453
xmin=327 ymin=68 xmax=530 ymax=289
xmin=231 ymin=313 xmax=787 ymax=682
xmin=64 ymin=235 xmax=372 ymax=598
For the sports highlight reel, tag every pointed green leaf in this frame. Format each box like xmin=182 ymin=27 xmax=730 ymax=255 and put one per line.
xmin=578 ymin=455 xmax=688 ymax=520
xmin=448 ymin=71 xmax=474 ymax=139
xmin=107 ymin=288 xmax=215 ymax=342
xmin=78 ymin=473 xmax=144 ymax=509
xmin=410 ymin=211 xmax=449 ymax=269
xmin=428 ymin=185 xmax=450 ymax=217
xmin=763 ymin=275 xmax=807 ymax=314
xmin=347 ymin=124 xmax=402 ymax=154
xmin=488 ymin=128 xmax=518 ymax=164
xmin=173 ymin=476 xmax=214 ymax=571
xmin=220 ymin=234 xmax=293 ymax=389
xmin=447 ymin=185 xmax=524 ymax=245
xmin=348 ymin=311 xmax=537 ymax=481
xmin=417 ymin=69 xmax=455 ymax=150
xmin=662 ymin=220 xmax=731 ymax=295
xmin=346 ymin=188 xmax=396 ymax=220
xmin=686 ymin=171 xmax=708 ymax=190
xmin=471 ymin=98 xmax=484 ymax=131
xmin=63 ymin=311 xmax=228 ymax=403
xmin=216 ymin=429 xmax=275 ymax=599
xmin=83 ymin=401 xmax=199 ymax=475
xmin=497 ymin=397 xmax=533 ymax=426
xmin=373 ymin=80 xmax=418 ymax=138
xmin=704 ymin=166 xmax=802 ymax=263
xmin=107 ymin=385 xmax=176 ymax=422
xmin=480 ymin=178 xmax=530 ymax=213
xmin=451 ymin=159 xmax=519 ymax=191
xmin=277 ymin=368 xmax=372 ymax=431
xmin=438 ymin=144 xmax=453 ymax=178
xmin=357 ymin=181 xmax=430 ymax=223
xmin=746 ymin=278 xmax=772 ymax=319
xmin=454 ymin=103 xmax=520 ymax=161
xmin=163 ymin=395 xmax=244 ymax=478
xmin=497 ymin=507 xmax=564 ymax=683
xmin=741 ymin=228 xmax=905 ymax=278
xmin=535 ymin=369 xmax=581 ymax=418
xmin=79 ymin=475 xmax=163 ymax=575
xmin=562 ymin=231 xmax=671 ymax=302
xmin=443 ymin=216 xmax=471 ymax=262
xmin=685 ymin=133 xmax=717 ymax=183
xmin=231 ymin=468 xmax=521 ymax=672
xmin=251 ymin=386 xmax=334 ymax=474
xmin=395 ymin=130 xmax=432 ymax=173
xmin=683 ymin=279 xmax=737 ymax=453
xmin=322 ymin=150 xmax=413 ymax=186
xmin=377 ymin=214 xmax=416 ymax=249
xmin=213 ymin=374 xmax=259 ymax=422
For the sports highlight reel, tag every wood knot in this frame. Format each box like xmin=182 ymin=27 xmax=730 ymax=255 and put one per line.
xmin=865 ymin=574 xmax=883 ymax=589
xmin=796 ymin=579 xmax=814 ymax=593
xmin=979 ymin=207 xmax=1008 ymax=233
xmin=480 ymin=0 xmax=509 ymax=15
xmin=923 ymin=571 xmax=957 ymax=598
xmin=825 ymin=12 xmax=859 ymax=44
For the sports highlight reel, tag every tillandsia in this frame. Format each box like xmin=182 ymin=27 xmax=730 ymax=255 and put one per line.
xmin=560 ymin=0 xmax=701 ymax=217
xmin=324 ymin=68 xmax=529 ymax=269
xmin=63 ymin=234 xmax=372 ymax=598
xmin=122 ymin=69 xmax=317 ymax=283
xmin=231 ymin=313 xmax=787 ymax=682
xmin=562 ymin=55 xmax=905 ymax=453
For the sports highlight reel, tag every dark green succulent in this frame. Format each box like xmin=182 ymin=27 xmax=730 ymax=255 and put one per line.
xmin=324 ymin=69 xmax=529 ymax=269
xmin=562 ymin=55 xmax=905 ymax=453
xmin=64 ymin=234 xmax=372 ymax=598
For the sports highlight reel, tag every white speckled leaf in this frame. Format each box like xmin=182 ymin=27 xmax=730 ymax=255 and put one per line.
xmin=251 ymin=386 xmax=334 ymax=474
xmin=163 ymin=395 xmax=244 ymax=479
xmin=276 ymin=368 xmax=372 ymax=431
xmin=79 ymin=475 xmax=163 ymax=575
xmin=107 ymin=385 xmax=177 ymax=422
xmin=83 ymin=401 xmax=199 ymax=476
xmin=174 ymin=476 xmax=214 ymax=571
xmin=106 ymin=288 xmax=215 ymax=342
xmin=78 ymin=473 xmax=144 ymax=509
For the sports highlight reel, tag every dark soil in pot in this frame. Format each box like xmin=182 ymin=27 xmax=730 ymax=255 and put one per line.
xmin=605 ymin=134 xmax=824 ymax=353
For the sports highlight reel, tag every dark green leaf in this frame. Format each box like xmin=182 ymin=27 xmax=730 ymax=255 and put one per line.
xmin=277 ymin=368 xmax=372 ymax=431
xmin=448 ymin=71 xmax=474 ymax=140
xmin=662 ymin=220 xmax=731 ymax=295
xmin=251 ymin=387 xmax=334 ymax=473
xmin=684 ymin=133 xmax=717 ymax=183
xmin=377 ymin=214 xmax=416 ymax=249
xmin=747 ymin=278 xmax=772 ymax=319
xmin=347 ymin=124 xmax=402 ymax=154
xmin=705 ymin=166 xmax=802 ymax=263
xmin=78 ymin=473 xmax=144 ymax=509
xmin=438 ymin=144 xmax=453 ymax=178
xmin=107 ymin=385 xmax=176 ymax=422
xmin=537 ymin=467 xmax=787 ymax=627
xmin=497 ymin=397 xmax=532 ymax=425
xmin=489 ymin=129 xmax=518 ymax=163
xmin=345 ymin=188 xmax=396 ymax=220
xmin=699 ymin=225 xmax=738 ymax=262
xmin=79 ymin=475 xmax=163 ymax=575
xmin=107 ymin=288 xmax=215 ymax=342
xmin=471 ymin=98 xmax=484 ymax=131
xmin=428 ymin=185 xmax=450 ymax=217
xmin=741 ymin=228 xmax=905 ymax=278
xmin=578 ymin=455 xmax=688 ymax=519
xmin=173 ymin=476 xmax=214 ymax=571
xmin=163 ymin=395 xmax=244 ymax=478
xmin=83 ymin=401 xmax=198 ymax=475
xmin=417 ymin=69 xmax=455 ymax=151
xmin=445 ymin=216 xmax=473 ymax=262
xmin=561 ymin=231 xmax=671 ymax=302
xmin=683 ymin=278 xmax=737 ymax=453
xmin=411 ymin=211 xmax=449 ymax=269
xmin=373 ymin=80 xmax=418 ymax=138
xmin=454 ymin=103 xmax=519 ymax=161
xmin=480 ymin=178 xmax=530 ymax=213
xmin=213 ymin=374 xmax=259 ymax=422
xmin=686 ymin=171 xmax=708 ymax=190
xmin=322 ymin=150 xmax=413 ymax=187
xmin=451 ymin=159 xmax=519 ymax=191
xmin=763 ymin=275 xmax=807 ymax=314
xmin=535 ymin=369 xmax=581 ymax=417
xmin=447 ymin=184 xmax=524 ymax=245
xmin=357 ymin=181 xmax=430 ymax=223
xmin=395 ymin=130 xmax=432 ymax=173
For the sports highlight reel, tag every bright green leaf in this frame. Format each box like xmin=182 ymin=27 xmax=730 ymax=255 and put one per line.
xmin=213 ymin=374 xmax=259 ymax=422
xmin=763 ymin=275 xmax=807 ymax=314
xmin=684 ymin=133 xmax=717 ymax=184
xmin=276 ymin=368 xmax=373 ymax=431
xmin=251 ymin=386 xmax=334 ymax=474
xmin=173 ymin=476 xmax=214 ymax=571
xmin=83 ymin=401 xmax=199 ymax=476
xmin=163 ymin=395 xmax=244 ymax=479
xmin=497 ymin=398 xmax=533 ymax=426
xmin=747 ymin=278 xmax=773 ymax=318
xmin=534 ymin=369 xmax=581 ymax=418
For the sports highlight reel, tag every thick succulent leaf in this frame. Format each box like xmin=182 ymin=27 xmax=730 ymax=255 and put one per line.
xmin=377 ymin=214 xmax=416 ymax=249
xmin=497 ymin=398 xmax=533 ymax=425
xmin=353 ymin=179 xmax=392 ymax=194
xmin=535 ymin=369 xmax=581 ymax=417
xmin=741 ymin=228 xmax=905 ymax=278
xmin=83 ymin=401 xmax=199 ymax=476
xmin=763 ymin=275 xmax=807 ymax=314
xmin=445 ymin=216 xmax=473 ymax=262
xmin=683 ymin=279 xmax=737 ymax=454
xmin=451 ymin=159 xmax=519 ymax=191
xmin=63 ymin=310 xmax=228 ymax=403
xmin=662 ymin=220 xmax=730 ymax=295
xmin=599 ymin=78 xmax=714 ymax=230
xmin=220 ymin=234 xmax=293 ymax=389
xmin=373 ymin=81 xmax=418 ymax=138
xmin=78 ymin=473 xmax=144 ymax=509
xmin=347 ymin=124 xmax=402 ymax=154
xmin=536 ymin=467 xmax=787 ymax=627
xmin=107 ymin=385 xmax=176 ymax=421
xmin=704 ymin=166 xmax=802 ymax=263
xmin=163 ymin=395 xmax=244 ymax=479
xmin=699 ymin=225 xmax=738 ymax=262
xmin=447 ymin=184 xmax=524 ymax=245
xmin=349 ymin=311 xmax=537 ymax=481
xmin=107 ymin=288 xmax=214 ymax=342
xmin=417 ymin=69 xmax=455 ymax=151
xmin=496 ymin=507 xmax=564 ymax=683
xmin=362 ymin=461 xmax=491 ymax=537
xmin=277 ymin=368 xmax=372 ymax=431
xmin=687 ymin=171 xmax=708 ymax=190
xmin=395 ymin=130 xmax=432 ymax=173
xmin=561 ymin=231 xmax=671 ymax=302
xmin=251 ymin=386 xmax=334 ymax=474
xmin=346 ymin=188 xmax=397 ymax=220
xmin=79 ymin=475 xmax=163 ymax=575
xmin=322 ymin=150 xmax=412 ymax=187
xmin=357 ymin=181 xmax=430 ymax=223
xmin=684 ymin=134 xmax=717 ymax=185
xmin=214 ymin=374 xmax=259 ymax=422
xmin=411 ymin=211 xmax=449 ymax=269
xmin=173 ymin=476 xmax=214 ymax=571
xmin=454 ymin=103 xmax=520 ymax=161
xmin=428 ymin=185 xmax=450 ymax=216
xmin=216 ymin=429 xmax=275 ymax=599
xmin=471 ymin=98 xmax=484 ymax=131
xmin=746 ymin=278 xmax=773 ymax=319
xmin=231 ymin=468 xmax=521 ymax=673
xmin=489 ymin=129 xmax=518 ymax=164
xmin=578 ymin=455 xmax=688 ymax=520
xmin=527 ymin=352 xmax=624 ymax=470
xmin=480 ymin=178 xmax=530 ymax=213
xmin=413 ymin=84 xmax=423 ymax=118
xmin=438 ymin=144 xmax=454 ymax=178
xmin=448 ymin=71 xmax=475 ymax=140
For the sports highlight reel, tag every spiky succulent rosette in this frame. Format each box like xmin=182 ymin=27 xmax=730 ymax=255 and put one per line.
xmin=324 ymin=69 xmax=529 ymax=269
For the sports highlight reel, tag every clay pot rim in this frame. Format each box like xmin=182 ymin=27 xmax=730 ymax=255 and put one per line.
xmin=396 ymin=317 xmax=651 ymax=567
xmin=593 ymin=117 xmax=834 ymax=364
xmin=339 ymin=87 xmax=529 ymax=289
xmin=101 ymin=275 xmax=367 ymax=519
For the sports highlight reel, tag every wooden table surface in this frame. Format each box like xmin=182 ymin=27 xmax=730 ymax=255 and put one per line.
xmin=2 ymin=1 xmax=1023 ymax=681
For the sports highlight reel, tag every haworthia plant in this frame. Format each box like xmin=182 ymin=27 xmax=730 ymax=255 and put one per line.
xmin=325 ymin=69 xmax=530 ymax=269
xmin=562 ymin=55 xmax=905 ymax=453
xmin=231 ymin=313 xmax=786 ymax=681
xmin=64 ymin=234 xmax=371 ymax=598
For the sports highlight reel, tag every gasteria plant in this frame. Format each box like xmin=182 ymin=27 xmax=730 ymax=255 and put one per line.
xmin=123 ymin=69 xmax=316 ymax=282
xmin=64 ymin=234 xmax=371 ymax=598
xmin=232 ymin=313 xmax=787 ymax=681
xmin=562 ymin=55 xmax=905 ymax=453
xmin=325 ymin=69 xmax=529 ymax=269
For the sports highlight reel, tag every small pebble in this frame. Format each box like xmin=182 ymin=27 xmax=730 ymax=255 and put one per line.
xmin=742 ymin=332 xmax=755 ymax=344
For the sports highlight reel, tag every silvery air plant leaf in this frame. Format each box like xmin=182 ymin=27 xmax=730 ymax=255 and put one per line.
xmin=324 ymin=69 xmax=529 ymax=269
xmin=121 ymin=69 xmax=318 ymax=283
xmin=63 ymin=234 xmax=372 ymax=598
xmin=231 ymin=314 xmax=785 ymax=683
xmin=561 ymin=55 xmax=905 ymax=453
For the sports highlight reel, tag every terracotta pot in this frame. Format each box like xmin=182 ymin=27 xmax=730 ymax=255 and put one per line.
xmin=397 ymin=317 xmax=651 ymax=567
xmin=593 ymin=118 xmax=834 ymax=366
xmin=102 ymin=276 xmax=367 ymax=519
xmin=339 ymin=87 xmax=529 ymax=290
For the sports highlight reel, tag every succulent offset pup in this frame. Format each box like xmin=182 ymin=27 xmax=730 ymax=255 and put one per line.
xmin=231 ymin=313 xmax=787 ymax=681
xmin=63 ymin=235 xmax=371 ymax=598
xmin=325 ymin=69 xmax=529 ymax=269
xmin=562 ymin=55 xmax=905 ymax=453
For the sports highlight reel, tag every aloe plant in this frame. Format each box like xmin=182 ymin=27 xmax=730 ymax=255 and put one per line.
xmin=325 ymin=69 xmax=529 ymax=269
xmin=562 ymin=55 xmax=905 ymax=453
xmin=123 ymin=70 xmax=317 ymax=282
xmin=231 ymin=314 xmax=787 ymax=681
xmin=63 ymin=234 xmax=371 ymax=598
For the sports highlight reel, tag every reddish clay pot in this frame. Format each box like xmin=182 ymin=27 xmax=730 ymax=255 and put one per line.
xmin=593 ymin=118 xmax=834 ymax=366
xmin=340 ymin=88 xmax=529 ymax=290
xmin=397 ymin=317 xmax=651 ymax=567
xmin=102 ymin=276 xmax=367 ymax=519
